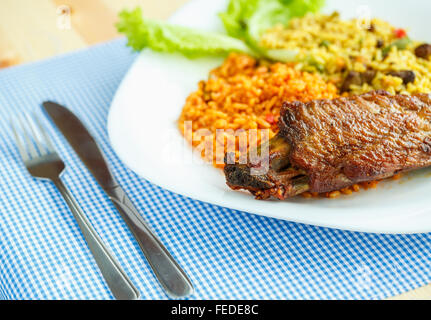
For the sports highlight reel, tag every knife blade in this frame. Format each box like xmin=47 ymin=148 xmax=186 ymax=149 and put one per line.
xmin=42 ymin=101 xmax=194 ymax=298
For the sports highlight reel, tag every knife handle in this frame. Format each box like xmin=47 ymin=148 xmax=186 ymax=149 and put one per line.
xmin=107 ymin=186 xmax=194 ymax=298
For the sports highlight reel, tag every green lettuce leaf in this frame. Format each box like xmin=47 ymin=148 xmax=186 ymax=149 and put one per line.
xmin=219 ymin=0 xmax=325 ymax=53
xmin=117 ymin=8 xmax=254 ymax=58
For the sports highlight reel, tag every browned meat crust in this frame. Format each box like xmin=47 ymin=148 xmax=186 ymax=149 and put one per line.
xmin=225 ymin=90 xmax=431 ymax=199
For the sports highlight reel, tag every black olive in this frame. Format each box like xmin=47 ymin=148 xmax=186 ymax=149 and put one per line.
xmin=362 ymin=70 xmax=377 ymax=84
xmin=341 ymin=70 xmax=376 ymax=92
xmin=341 ymin=71 xmax=362 ymax=92
xmin=415 ymin=44 xmax=431 ymax=60
xmin=387 ymin=70 xmax=416 ymax=85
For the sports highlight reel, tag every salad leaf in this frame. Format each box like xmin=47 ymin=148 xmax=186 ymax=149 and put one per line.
xmin=117 ymin=8 xmax=254 ymax=58
xmin=219 ymin=0 xmax=325 ymax=53
xmin=218 ymin=0 xmax=259 ymax=40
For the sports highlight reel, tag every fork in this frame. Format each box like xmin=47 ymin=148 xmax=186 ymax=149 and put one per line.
xmin=11 ymin=113 xmax=140 ymax=300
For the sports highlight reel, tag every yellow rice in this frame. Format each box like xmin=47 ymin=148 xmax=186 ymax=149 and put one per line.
xmin=261 ymin=12 xmax=431 ymax=95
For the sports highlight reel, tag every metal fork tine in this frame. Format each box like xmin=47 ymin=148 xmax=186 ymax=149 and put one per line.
xmin=10 ymin=119 xmax=29 ymax=162
xmin=17 ymin=114 xmax=38 ymax=159
xmin=32 ymin=113 xmax=55 ymax=153
xmin=24 ymin=113 xmax=47 ymax=156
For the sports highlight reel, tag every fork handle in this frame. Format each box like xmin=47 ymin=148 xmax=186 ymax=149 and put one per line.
xmin=53 ymin=178 xmax=140 ymax=300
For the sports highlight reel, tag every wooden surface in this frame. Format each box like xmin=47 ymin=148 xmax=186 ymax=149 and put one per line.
xmin=0 ymin=0 xmax=188 ymax=66
xmin=0 ymin=0 xmax=429 ymax=300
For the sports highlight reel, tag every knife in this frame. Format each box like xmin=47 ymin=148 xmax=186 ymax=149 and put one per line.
xmin=42 ymin=101 xmax=194 ymax=298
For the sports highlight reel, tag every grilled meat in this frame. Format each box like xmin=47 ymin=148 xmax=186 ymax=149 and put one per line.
xmin=224 ymin=90 xmax=431 ymax=199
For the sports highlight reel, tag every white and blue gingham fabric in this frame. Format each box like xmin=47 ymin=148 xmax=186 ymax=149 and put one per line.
xmin=0 ymin=39 xmax=431 ymax=300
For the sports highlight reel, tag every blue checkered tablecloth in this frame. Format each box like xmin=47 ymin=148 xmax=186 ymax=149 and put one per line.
xmin=0 ymin=39 xmax=430 ymax=300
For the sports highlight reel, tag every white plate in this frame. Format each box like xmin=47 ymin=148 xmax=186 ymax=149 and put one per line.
xmin=108 ymin=0 xmax=431 ymax=234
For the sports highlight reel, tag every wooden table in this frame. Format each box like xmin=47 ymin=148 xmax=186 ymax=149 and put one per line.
xmin=0 ymin=0 xmax=429 ymax=300
xmin=0 ymin=0 xmax=188 ymax=66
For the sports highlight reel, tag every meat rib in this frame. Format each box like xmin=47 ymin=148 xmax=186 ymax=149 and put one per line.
xmin=224 ymin=90 xmax=431 ymax=199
